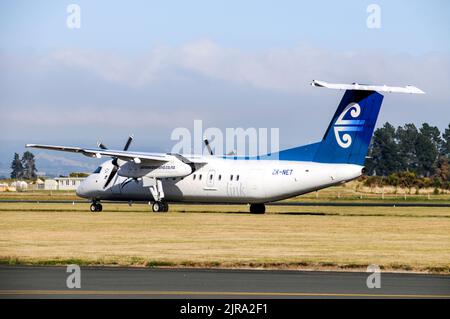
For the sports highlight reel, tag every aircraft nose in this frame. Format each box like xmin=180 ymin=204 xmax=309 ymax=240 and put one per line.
xmin=76 ymin=183 xmax=85 ymax=198
xmin=76 ymin=181 xmax=90 ymax=198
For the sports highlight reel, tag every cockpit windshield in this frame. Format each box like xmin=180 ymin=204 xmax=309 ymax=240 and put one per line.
xmin=93 ymin=166 xmax=102 ymax=174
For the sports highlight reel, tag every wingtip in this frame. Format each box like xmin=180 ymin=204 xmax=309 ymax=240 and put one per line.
xmin=311 ymin=79 xmax=324 ymax=87
xmin=405 ymin=86 xmax=426 ymax=94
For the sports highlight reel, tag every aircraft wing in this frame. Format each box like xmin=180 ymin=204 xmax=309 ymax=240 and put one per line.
xmin=25 ymin=144 xmax=171 ymax=163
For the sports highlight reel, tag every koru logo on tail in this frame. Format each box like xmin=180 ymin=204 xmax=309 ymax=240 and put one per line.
xmin=334 ymin=103 xmax=365 ymax=148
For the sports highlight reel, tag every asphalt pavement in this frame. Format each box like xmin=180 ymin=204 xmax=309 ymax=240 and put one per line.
xmin=0 ymin=266 xmax=449 ymax=299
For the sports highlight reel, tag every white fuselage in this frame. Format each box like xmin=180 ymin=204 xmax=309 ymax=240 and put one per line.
xmin=76 ymin=156 xmax=363 ymax=204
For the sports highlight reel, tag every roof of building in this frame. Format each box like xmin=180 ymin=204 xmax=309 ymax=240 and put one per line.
xmin=54 ymin=177 xmax=86 ymax=181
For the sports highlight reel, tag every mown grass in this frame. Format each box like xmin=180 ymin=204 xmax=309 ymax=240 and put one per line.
xmin=0 ymin=202 xmax=449 ymax=274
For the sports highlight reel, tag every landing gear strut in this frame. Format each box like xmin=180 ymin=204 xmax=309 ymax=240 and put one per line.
xmin=152 ymin=201 xmax=169 ymax=213
xmin=149 ymin=178 xmax=168 ymax=212
xmin=90 ymin=201 xmax=102 ymax=212
xmin=250 ymin=203 xmax=265 ymax=214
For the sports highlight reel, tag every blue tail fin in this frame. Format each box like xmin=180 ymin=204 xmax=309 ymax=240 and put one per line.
xmin=273 ymin=81 xmax=423 ymax=164
xmin=313 ymin=90 xmax=383 ymax=165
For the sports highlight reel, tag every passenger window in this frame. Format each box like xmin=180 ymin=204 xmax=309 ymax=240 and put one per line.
xmin=209 ymin=174 xmax=213 ymax=180
xmin=236 ymin=175 xmax=240 ymax=181
xmin=230 ymin=175 xmax=233 ymax=181
xmin=199 ymin=174 xmax=202 ymax=180
xmin=193 ymin=174 xmax=196 ymax=180
xmin=218 ymin=175 xmax=222 ymax=181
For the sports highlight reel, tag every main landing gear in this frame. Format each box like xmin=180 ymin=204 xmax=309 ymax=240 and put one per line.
xmin=152 ymin=201 xmax=169 ymax=213
xmin=90 ymin=201 xmax=102 ymax=212
xmin=149 ymin=178 xmax=169 ymax=212
xmin=250 ymin=203 xmax=265 ymax=214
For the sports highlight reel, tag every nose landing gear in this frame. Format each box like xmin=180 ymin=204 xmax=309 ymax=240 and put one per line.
xmin=90 ymin=201 xmax=102 ymax=212
xmin=148 ymin=178 xmax=169 ymax=212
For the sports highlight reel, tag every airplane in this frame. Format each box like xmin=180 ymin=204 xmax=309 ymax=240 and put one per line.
xmin=26 ymin=80 xmax=424 ymax=214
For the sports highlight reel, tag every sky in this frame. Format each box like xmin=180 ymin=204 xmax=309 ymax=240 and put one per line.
xmin=0 ymin=0 xmax=449 ymax=175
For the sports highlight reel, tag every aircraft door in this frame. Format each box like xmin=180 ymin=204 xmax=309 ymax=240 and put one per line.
xmin=248 ymin=169 xmax=263 ymax=198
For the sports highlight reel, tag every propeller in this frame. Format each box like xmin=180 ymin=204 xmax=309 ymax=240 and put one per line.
xmin=203 ymin=137 xmax=213 ymax=155
xmin=97 ymin=142 xmax=108 ymax=150
xmin=101 ymin=135 xmax=134 ymax=188
xmin=123 ymin=135 xmax=133 ymax=152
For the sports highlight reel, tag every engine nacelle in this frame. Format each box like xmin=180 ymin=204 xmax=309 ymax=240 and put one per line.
xmin=117 ymin=160 xmax=193 ymax=179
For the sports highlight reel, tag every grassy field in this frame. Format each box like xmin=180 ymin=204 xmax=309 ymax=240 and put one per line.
xmin=0 ymin=190 xmax=79 ymax=201
xmin=0 ymin=202 xmax=449 ymax=274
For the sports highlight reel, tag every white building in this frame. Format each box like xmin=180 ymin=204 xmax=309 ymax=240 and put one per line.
xmin=10 ymin=181 xmax=28 ymax=191
xmin=43 ymin=179 xmax=57 ymax=190
xmin=44 ymin=177 xmax=85 ymax=190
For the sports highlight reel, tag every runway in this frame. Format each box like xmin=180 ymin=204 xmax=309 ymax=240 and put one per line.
xmin=0 ymin=266 xmax=449 ymax=298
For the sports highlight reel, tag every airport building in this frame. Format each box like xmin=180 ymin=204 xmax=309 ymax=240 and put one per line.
xmin=0 ymin=178 xmax=85 ymax=192
xmin=43 ymin=177 xmax=85 ymax=191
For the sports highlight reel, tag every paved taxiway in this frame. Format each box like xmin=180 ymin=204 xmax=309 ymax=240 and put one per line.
xmin=0 ymin=266 xmax=449 ymax=298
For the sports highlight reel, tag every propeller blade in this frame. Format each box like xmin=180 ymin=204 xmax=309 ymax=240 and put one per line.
xmin=102 ymin=135 xmax=134 ymax=188
xmin=97 ymin=142 xmax=108 ymax=150
xmin=104 ymin=166 xmax=118 ymax=189
xmin=123 ymin=135 xmax=134 ymax=151
xmin=203 ymin=137 xmax=213 ymax=155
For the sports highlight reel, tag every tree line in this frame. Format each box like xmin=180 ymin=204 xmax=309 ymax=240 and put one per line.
xmin=365 ymin=122 xmax=450 ymax=189
xmin=10 ymin=151 xmax=37 ymax=180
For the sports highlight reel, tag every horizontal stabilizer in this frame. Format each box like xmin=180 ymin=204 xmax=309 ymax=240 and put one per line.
xmin=311 ymin=80 xmax=425 ymax=94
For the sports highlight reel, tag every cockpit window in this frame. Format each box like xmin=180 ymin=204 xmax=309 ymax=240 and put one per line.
xmin=93 ymin=166 xmax=102 ymax=174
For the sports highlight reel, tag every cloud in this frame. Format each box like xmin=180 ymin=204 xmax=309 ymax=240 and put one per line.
xmin=35 ymin=153 xmax=95 ymax=169
xmin=45 ymin=40 xmax=450 ymax=98
xmin=0 ymin=40 xmax=449 ymax=149
xmin=50 ymin=50 xmax=136 ymax=84
xmin=2 ymin=106 xmax=200 ymax=128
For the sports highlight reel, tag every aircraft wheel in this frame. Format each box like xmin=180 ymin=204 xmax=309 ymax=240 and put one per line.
xmin=162 ymin=202 xmax=169 ymax=212
xmin=90 ymin=203 xmax=102 ymax=212
xmin=250 ymin=203 xmax=265 ymax=214
xmin=152 ymin=201 xmax=165 ymax=213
